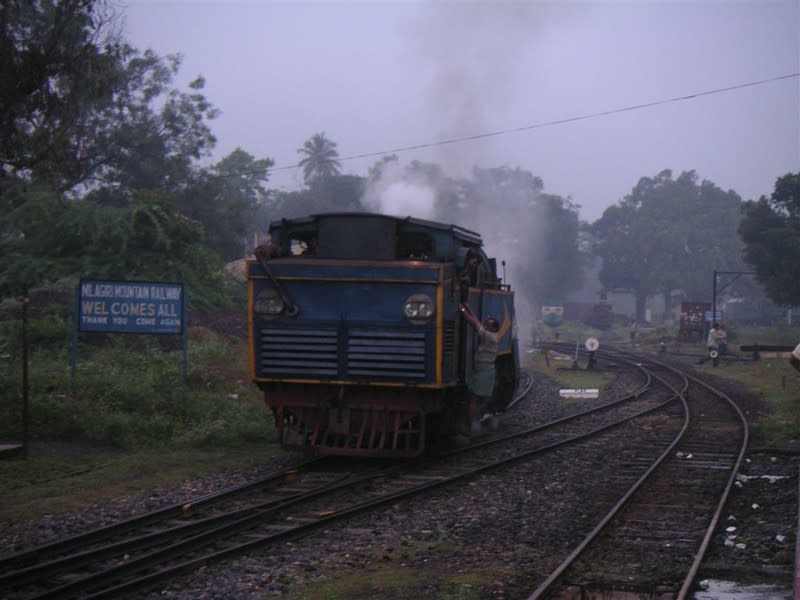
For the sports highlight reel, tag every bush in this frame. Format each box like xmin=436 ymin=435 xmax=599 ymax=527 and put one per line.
xmin=1 ymin=319 xmax=275 ymax=450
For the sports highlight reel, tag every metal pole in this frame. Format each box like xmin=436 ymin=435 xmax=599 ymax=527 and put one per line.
xmin=21 ymin=288 xmax=29 ymax=458
xmin=182 ymin=287 xmax=188 ymax=391
xmin=712 ymin=270 xmax=717 ymax=325
xmin=71 ymin=284 xmax=78 ymax=390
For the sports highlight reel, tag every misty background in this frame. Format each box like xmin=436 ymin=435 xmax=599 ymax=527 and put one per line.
xmin=119 ymin=0 xmax=799 ymax=328
xmin=2 ymin=0 xmax=799 ymax=336
xmin=122 ymin=0 xmax=799 ymax=222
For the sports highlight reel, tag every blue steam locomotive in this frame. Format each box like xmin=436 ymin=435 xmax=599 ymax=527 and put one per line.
xmin=246 ymin=212 xmax=519 ymax=457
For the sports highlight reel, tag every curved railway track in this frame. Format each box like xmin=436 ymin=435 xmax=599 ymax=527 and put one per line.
xmin=0 ymin=347 xmax=751 ymax=599
xmin=528 ymin=345 xmax=749 ymax=599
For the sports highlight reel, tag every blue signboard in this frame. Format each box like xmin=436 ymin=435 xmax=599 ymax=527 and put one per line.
xmin=78 ymin=280 xmax=184 ymax=334
xmin=704 ymin=310 xmax=723 ymax=323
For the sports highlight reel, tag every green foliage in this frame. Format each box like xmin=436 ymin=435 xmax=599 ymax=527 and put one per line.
xmin=692 ymin=346 xmax=800 ymax=447
xmin=0 ymin=185 xmax=238 ymax=310
xmin=460 ymin=166 xmax=584 ymax=307
xmin=79 ymin=50 xmax=219 ymax=200
xmin=265 ymin=174 xmax=366 ymax=222
xmin=591 ymin=170 xmax=747 ymax=320
xmin=0 ymin=331 xmax=273 ymax=449
xmin=0 ymin=322 xmax=18 ymax=435
xmin=0 ymin=0 xmax=121 ymax=190
xmin=0 ymin=2 xmax=270 ymax=307
xmin=1 ymin=1 xmax=218 ymax=197
xmin=739 ymin=172 xmax=800 ymax=306
xmin=176 ymin=148 xmax=274 ymax=261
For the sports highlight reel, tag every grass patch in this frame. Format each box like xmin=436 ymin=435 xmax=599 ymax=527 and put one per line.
xmin=290 ymin=540 xmax=506 ymax=600
xmin=535 ymin=320 xmax=800 ymax=447
xmin=524 ymin=346 xmax=613 ymax=392
xmin=630 ymin=322 xmax=800 ymax=446
xmin=0 ymin=444 xmax=288 ymax=522
xmin=693 ymin=356 xmax=800 ymax=446
xmin=0 ymin=310 xmax=289 ymax=522
xmin=294 ymin=567 xmax=497 ymax=600
xmin=0 ymin=328 xmax=276 ymax=450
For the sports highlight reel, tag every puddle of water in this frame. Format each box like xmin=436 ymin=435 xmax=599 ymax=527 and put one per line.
xmin=693 ymin=579 xmax=793 ymax=600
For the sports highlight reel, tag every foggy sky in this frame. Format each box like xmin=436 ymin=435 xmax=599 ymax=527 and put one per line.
xmin=122 ymin=0 xmax=799 ymax=223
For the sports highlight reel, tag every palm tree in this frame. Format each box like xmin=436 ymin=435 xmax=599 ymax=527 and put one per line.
xmin=297 ymin=132 xmax=341 ymax=185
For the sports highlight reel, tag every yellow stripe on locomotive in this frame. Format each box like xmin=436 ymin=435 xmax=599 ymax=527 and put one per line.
xmin=246 ymin=212 xmax=519 ymax=457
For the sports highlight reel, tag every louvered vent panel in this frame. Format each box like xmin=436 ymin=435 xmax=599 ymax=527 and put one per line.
xmin=258 ymin=327 xmax=338 ymax=377
xmin=347 ymin=329 xmax=426 ymax=379
xmin=442 ymin=320 xmax=455 ymax=377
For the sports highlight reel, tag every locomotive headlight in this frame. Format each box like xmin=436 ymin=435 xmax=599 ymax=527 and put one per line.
xmin=403 ymin=294 xmax=434 ymax=323
xmin=254 ymin=290 xmax=284 ymax=315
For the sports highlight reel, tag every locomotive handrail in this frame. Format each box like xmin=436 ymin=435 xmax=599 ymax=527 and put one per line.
xmin=254 ymin=245 xmax=299 ymax=317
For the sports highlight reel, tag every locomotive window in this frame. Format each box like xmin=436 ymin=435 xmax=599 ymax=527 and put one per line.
xmin=397 ymin=232 xmax=434 ymax=260
xmin=288 ymin=232 xmax=319 ymax=256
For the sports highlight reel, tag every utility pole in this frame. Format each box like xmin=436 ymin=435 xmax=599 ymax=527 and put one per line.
xmin=712 ymin=270 xmax=754 ymax=325
xmin=712 ymin=270 xmax=717 ymax=323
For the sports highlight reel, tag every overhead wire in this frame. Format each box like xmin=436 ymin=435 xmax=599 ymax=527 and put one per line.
xmin=272 ymin=72 xmax=800 ymax=172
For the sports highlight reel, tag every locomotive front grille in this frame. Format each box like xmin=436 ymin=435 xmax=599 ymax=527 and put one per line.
xmin=442 ymin=320 xmax=455 ymax=376
xmin=258 ymin=327 xmax=338 ymax=376
xmin=257 ymin=326 xmax=427 ymax=380
xmin=346 ymin=329 xmax=426 ymax=379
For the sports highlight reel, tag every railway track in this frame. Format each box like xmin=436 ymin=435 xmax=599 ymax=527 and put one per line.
xmin=527 ymin=346 xmax=749 ymax=599
xmin=0 ymin=360 xmax=677 ymax=599
xmin=0 ymin=348 xmax=749 ymax=599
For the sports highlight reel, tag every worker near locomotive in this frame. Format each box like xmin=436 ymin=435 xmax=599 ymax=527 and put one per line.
xmin=246 ymin=212 xmax=520 ymax=458
xmin=459 ymin=301 xmax=502 ymax=430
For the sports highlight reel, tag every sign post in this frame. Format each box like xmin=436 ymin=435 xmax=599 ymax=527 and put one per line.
xmin=22 ymin=288 xmax=29 ymax=457
xmin=585 ymin=337 xmax=600 ymax=370
xmin=72 ymin=280 xmax=187 ymax=388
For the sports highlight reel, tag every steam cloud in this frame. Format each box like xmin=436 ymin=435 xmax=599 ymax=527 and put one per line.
xmin=362 ymin=159 xmax=436 ymax=220
xmin=359 ymin=3 xmax=576 ymax=342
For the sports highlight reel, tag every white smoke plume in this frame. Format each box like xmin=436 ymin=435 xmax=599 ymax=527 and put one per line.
xmin=407 ymin=2 xmax=572 ymax=341
xmin=361 ymin=159 xmax=437 ymax=220
xmin=360 ymin=4 xmax=582 ymax=344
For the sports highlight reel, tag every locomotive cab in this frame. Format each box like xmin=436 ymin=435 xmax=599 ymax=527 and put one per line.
xmin=247 ymin=212 xmax=518 ymax=457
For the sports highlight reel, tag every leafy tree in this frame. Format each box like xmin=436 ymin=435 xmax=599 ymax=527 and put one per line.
xmin=739 ymin=172 xmax=800 ymax=306
xmin=0 ymin=0 xmax=281 ymax=313
xmin=265 ymin=175 xmax=365 ymax=222
xmin=591 ymin=170 xmax=746 ymax=320
xmin=0 ymin=0 xmax=122 ymax=192
xmin=76 ymin=54 xmax=219 ymax=205
xmin=175 ymin=148 xmax=273 ymax=261
xmin=308 ymin=174 xmax=365 ymax=211
xmin=461 ymin=166 xmax=583 ymax=308
xmin=296 ymin=132 xmax=341 ymax=185
xmin=0 ymin=0 xmax=220 ymax=202
xmin=0 ymin=186 xmax=227 ymax=305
